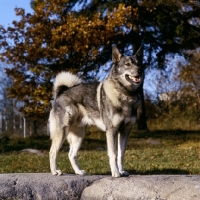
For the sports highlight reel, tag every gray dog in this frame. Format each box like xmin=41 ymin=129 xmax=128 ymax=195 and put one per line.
xmin=49 ymin=46 xmax=144 ymax=177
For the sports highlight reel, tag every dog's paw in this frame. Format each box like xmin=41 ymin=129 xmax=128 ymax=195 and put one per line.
xmin=51 ymin=169 xmax=62 ymax=176
xmin=120 ymin=170 xmax=129 ymax=177
xmin=75 ymin=170 xmax=87 ymax=176
xmin=112 ymin=171 xmax=121 ymax=178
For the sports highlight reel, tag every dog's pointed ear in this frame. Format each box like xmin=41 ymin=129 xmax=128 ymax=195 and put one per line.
xmin=112 ymin=46 xmax=122 ymax=63
xmin=132 ymin=45 xmax=143 ymax=64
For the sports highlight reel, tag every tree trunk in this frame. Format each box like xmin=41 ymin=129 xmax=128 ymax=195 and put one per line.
xmin=132 ymin=37 xmax=149 ymax=131
xmin=137 ymin=83 xmax=148 ymax=131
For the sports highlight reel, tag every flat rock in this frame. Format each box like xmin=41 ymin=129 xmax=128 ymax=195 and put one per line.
xmin=0 ymin=174 xmax=200 ymax=200
xmin=0 ymin=173 xmax=104 ymax=200
xmin=81 ymin=175 xmax=200 ymax=200
xmin=20 ymin=148 xmax=43 ymax=155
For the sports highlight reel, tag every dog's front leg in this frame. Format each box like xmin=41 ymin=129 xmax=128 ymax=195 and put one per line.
xmin=118 ymin=119 xmax=135 ymax=177
xmin=118 ymin=130 xmax=130 ymax=177
xmin=106 ymin=129 xmax=120 ymax=177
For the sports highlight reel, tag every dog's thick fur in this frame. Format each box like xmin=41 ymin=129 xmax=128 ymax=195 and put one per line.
xmin=49 ymin=46 xmax=144 ymax=177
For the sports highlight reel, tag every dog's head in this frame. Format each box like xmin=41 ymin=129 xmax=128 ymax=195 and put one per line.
xmin=111 ymin=46 xmax=144 ymax=91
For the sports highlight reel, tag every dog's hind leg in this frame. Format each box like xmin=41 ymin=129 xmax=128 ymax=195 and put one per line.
xmin=67 ymin=125 xmax=86 ymax=175
xmin=49 ymin=126 xmax=68 ymax=176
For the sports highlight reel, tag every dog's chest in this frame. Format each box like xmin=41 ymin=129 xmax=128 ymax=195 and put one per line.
xmin=114 ymin=92 xmax=140 ymax=121
xmin=119 ymin=94 xmax=140 ymax=108
xmin=103 ymin=80 xmax=140 ymax=109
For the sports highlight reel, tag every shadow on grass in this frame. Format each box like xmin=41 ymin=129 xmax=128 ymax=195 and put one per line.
xmin=129 ymin=168 xmax=190 ymax=175
xmin=131 ymin=129 xmax=200 ymax=139
xmin=91 ymin=168 xmax=190 ymax=176
xmin=0 ymin=135 xmax=51 ymax=153
xmin=1 ymin=129 xmax=200 ymax=153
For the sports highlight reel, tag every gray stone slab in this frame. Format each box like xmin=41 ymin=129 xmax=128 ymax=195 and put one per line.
xmin=81 ymin=175 xmax=200 ymax=200
xmin=0 ymin=173 xmax=104 ymax=200
xmin=1 ymin=174 xmax=200 ymax=200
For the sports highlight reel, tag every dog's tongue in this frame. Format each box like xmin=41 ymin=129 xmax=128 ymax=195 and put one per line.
xmin=129 ymin=75 xmax=140 ymax=83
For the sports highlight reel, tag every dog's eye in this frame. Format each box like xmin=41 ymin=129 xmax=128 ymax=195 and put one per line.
xmin=125 ymin=63 xmax=131 ymax=67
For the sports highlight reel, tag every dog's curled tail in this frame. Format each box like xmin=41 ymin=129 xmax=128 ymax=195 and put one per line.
xmin=53 ymin=72 xmax=81 ymax=98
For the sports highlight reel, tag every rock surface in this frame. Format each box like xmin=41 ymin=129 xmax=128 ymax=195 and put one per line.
xmin=0 ymin=173 xmax=104 ymax=200
xmin=0 ymin=174 xmax=200 ymax=200
xmin=81 ymin=175 xmax=200 ymax=200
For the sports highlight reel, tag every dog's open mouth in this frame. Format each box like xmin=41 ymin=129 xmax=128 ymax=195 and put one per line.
xmin=125 ymin=75 xmax=141 ymax=84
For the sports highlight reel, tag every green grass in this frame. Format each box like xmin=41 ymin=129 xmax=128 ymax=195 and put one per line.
xmin=0 ymin=129 xmax=200 ymax=175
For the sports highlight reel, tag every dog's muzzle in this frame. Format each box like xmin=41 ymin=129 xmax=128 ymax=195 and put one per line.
xmin=125 ymin=74 xmax=141 ymax=84
xmin=125 ymin=68 xmax=143 ymax=84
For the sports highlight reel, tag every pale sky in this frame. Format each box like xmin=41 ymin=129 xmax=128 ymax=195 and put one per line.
xmin=0 ymin=0 xmax=33 ymax=28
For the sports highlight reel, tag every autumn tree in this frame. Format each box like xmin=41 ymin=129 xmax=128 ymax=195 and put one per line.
xmin=0 ymin=1 xmax=135 ymax=120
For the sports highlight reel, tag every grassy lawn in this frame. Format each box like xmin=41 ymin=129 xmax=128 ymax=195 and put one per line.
xmin=0 ymin=128 xmax=200 ymax=175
